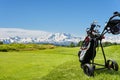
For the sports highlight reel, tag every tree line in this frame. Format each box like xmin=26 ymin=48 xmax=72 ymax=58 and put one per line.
xmin=69 ymin=41 xmax=120 ymax=47
xmin=0 ymin=41 xmax=119 ymax=48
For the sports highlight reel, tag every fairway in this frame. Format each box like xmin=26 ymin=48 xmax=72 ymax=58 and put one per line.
xmin=0 ymin=45 xmax=120 ymax=80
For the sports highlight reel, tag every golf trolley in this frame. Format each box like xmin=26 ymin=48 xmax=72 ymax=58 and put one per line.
xmin=78 ymin=12 xmax=120 ymax=76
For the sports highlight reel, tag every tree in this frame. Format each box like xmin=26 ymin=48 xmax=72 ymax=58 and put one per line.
xmin=69 ymin=42 xmax=75 ymax=47
xmin=0 ymin=41 xmax=3 ymax=45
xmin=77 ymin=41 xmax=83 ymax=47
xmin=113 ymin=42 xmax=117 ymax=45
xmin=103 ymin=42 xmax=112 ymax=47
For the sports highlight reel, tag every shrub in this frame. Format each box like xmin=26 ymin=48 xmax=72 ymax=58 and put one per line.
xmin=0 ymin=41 xmax=3 ymax=45
xmin=102 ymin=42 xmax=112 ymax=47
xmin=0 ymin=43 xmax=55 ymax=52
xmin=69 ymin=42 xmax=75 ymax=47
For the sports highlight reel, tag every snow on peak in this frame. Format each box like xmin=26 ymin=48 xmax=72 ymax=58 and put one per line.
xmin=0 ymin=28 xmax=81 ymax=45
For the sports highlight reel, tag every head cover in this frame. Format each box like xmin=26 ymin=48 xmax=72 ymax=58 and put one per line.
xmin=107 ymin=19 xmax=120 ymax=35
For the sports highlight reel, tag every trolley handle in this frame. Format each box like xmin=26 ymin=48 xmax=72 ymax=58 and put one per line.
xmin=101 ymin=11 xmax=120 ymax=35
xmin=109 ymin=11 xmax=120 ymax=21
xmin=114 ymin=11 xmax=120 ymax=17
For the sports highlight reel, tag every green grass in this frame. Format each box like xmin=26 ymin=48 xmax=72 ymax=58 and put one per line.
xmin=0 ymin=45 xmax=120 ymax=80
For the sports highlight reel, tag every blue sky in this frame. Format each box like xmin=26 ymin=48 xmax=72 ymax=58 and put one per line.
xmin=0 ymin=0 xmax=120 ymax=36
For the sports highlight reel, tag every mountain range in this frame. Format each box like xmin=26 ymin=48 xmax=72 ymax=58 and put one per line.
xmin=0 ymin=28 xmax=120 ymax=45
xmin=0 ymin=28 xmax=81 ymax=45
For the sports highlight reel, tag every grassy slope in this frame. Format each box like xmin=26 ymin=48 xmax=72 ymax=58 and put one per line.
xmin=0 ymin=47 xmax=78 ymax=80
xmin=41 ymin=45 xmax=120 ymax=80
xmin=0 ymin=45 xmax=120 ymax=80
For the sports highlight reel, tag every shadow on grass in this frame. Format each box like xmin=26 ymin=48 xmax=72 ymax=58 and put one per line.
xmin=95 ymin=68 xmax=120 ymax=76
xmin=40 ymin=60 xmax=82 ymax=80
xmin=39 ymin=60 xmax=120 ymax=80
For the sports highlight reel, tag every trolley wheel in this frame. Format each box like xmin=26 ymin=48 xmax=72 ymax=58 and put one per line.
xmin=83 ymin=64 xmax=94 ymax=76
xmin=106 ymin=60 xmax=119 ymax=71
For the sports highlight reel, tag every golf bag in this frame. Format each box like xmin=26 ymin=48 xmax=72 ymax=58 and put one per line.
xmin=78 ymin=23 xmax=99 ymax=65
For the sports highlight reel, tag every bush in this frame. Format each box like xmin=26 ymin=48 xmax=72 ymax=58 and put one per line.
xmin=69 ymin=42 xmax=75 ymax=47
xmin=0 ymin=41 xmax=3 ymax=45
xmin=102 ymin=42 xmax=112 ymax=47
xmin=0 ymin=43 xmax=55 ymax=52
xmin=77 ymin=41 xmax=83 ymax=47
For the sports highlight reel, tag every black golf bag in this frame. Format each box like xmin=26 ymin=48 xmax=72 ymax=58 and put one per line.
xmin=78 ymin=23 xmax=99 ymax=65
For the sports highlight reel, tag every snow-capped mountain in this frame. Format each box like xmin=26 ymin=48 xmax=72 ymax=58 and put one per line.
xmin=0 ymin=28 xmax=81 ymax=45
xmin=102 ymin=35 xmax=120 ymax=43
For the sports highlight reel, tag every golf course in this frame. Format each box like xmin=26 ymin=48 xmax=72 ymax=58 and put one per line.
xmin=0 ymin=44 xmax=120 ymax=80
